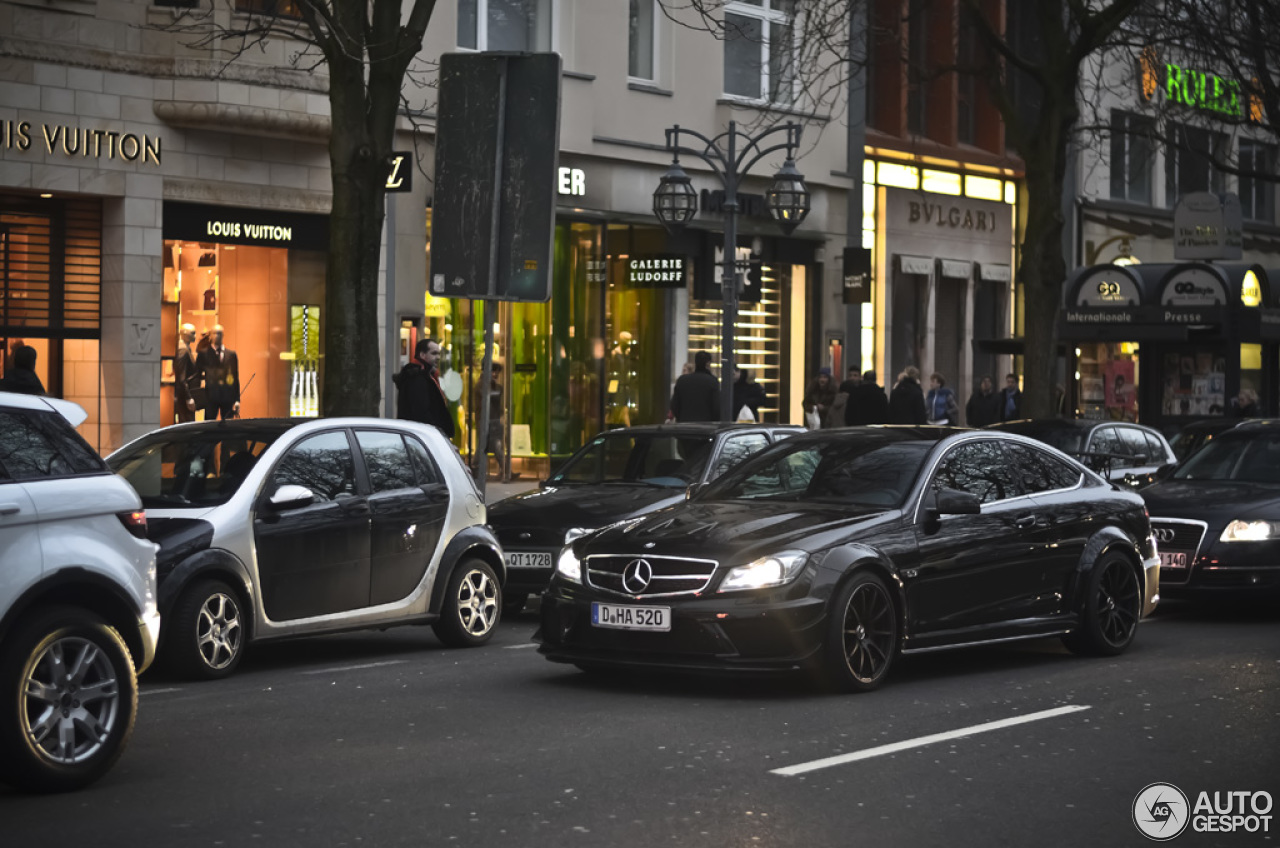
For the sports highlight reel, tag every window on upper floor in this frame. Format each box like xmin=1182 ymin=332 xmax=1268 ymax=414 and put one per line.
xmin=629 ymin=0 xmax=656 ymax=81
xmin=234 ymin=0 xmax=302 ymax=18
xmin=1239 ymin=139 xmax=1277 ymax=223
xmin=905 ymin=0 xmax=927 ymax=136
xmin=1166 ymin=122 xmax=1228 ymax=206
xmin=1109 ymin=111 xmax=1155 ymax=205
xmin=956 ymin=7 xmax=978 ymax=145
xmin=723 ymin=0 xmax=796 ymax=105
xmin=458 ymin=0 xmax=552 ymax=52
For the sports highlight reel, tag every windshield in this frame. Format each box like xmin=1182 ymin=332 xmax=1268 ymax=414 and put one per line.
xmin=702 ymin=436 xmax=933 ymax=507
xmin=109 ymin=430 xmax=283 ymax=507
xmin=1173 ymin=431 xmax=1280 ymax=483
xmin=549 ymin=432 xmax=714 ymax=487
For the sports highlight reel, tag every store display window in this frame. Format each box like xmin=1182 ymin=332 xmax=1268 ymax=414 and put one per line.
xmin=1160 ymin=347 xmax=1227 ymax=418
xmin=1077 ymin=341 xmax=1140 ymax=421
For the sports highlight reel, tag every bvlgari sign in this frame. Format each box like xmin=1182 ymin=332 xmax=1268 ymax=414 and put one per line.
xmin=3 ymin=119 xmax=162 ymax=165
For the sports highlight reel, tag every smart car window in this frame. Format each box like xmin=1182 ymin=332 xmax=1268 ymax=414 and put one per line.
xmin=1007 ymin=443 xmax=1081 ymax=494
xmin=109 ymin=432 xmax=278 ymax=507
xmin=404 ymin=435 xmax=443 ymax=486
xmin=272 ymin=431 xmax=357 ymax=502
xmin=356 ymin=430 xmax=418 ymax=493
xmin=710 ymin=434 xmax=769 ymax=480
xmin=933 ymin=441 xmax=1026 ymax=503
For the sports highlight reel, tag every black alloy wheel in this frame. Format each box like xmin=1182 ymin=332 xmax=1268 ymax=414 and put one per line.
xmin=0 ymin=606 xmax=138 ymax=793
xmin=1063 ymin=552 xmax=1142 ymax=657
xmin=823 ymin=570 xmax=898 ymax=692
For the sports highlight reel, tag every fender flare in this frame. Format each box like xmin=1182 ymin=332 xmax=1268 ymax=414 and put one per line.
xmin=811 ymin=543 xmax=908 ymax=633
xmin=0 ymin=568 xmax=146 ymax=663
xmin=1071 ymin=526 xmax=1143 ymax=614
xmin=159 ymin=548 xmax=256 ymax=638
xmin=428 ymin=525 xmax=506 ymax=616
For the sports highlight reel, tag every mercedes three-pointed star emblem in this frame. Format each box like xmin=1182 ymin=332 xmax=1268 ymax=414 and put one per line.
xmin=622 ymin=558 xmax=654 ymax=594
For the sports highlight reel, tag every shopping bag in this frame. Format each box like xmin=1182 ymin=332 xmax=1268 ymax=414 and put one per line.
xmin=737 ymin=405 xmax=756 ymax=423
xmin=805 ymin=410 xmax=822 ymax=430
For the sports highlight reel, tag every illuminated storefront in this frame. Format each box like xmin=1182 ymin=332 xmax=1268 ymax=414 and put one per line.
xmin=1060 ymin=262 xmax=1276 ymax=433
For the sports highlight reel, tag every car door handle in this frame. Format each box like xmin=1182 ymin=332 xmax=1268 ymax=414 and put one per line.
xmin=346 ymin=501 xmax=371 ymax=516
xmin=0 ymin=503 xmax=21 ymax=515
xmin=1013 ymin=514 xmax=1038 ymax=529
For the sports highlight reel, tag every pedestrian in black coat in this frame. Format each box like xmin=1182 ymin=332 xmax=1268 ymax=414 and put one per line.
xmin=999 ymin=373 xmax=1022 ymax=421
xmin=670 ymin=351 xmax=721 ymax=422
xmin=965 ymin=376 xmax=1002 ymax=428
xmin=731 ymin=366 xmax=767 ymax=421
xmin=0 ymin=344 xmax=45 ymax=395
xmin=395 ymin=338 xmax=455 ymax=437
xmin=845 ymin=370 xmax=889 ymax=425
xmin=889 ymin=366 xmax=927 ymax=425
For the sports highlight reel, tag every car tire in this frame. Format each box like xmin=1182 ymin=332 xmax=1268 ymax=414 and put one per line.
xmin=0 ymin=606 xmax=138 ymax=793
xmin=502 ymin=591 xmax=529 ymax=618
xmin=1063 ymin=552 xmax=1142 ymax=657
xmin=821 ymin=570 xmax=898 ymax=693
xmin=164 ymin=579 xmax=246 ymax=680
xmin=432 ymin=558 xmax=501 ymax=647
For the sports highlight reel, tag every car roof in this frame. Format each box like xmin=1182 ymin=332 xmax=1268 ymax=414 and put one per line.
xmin=0 ymin=390 xmax=89 ymax=427
xmin=991 ymin=418 xmax=1163 ymax=436
xmin=1178 ymin=417 xmax=1245 ymax=435
xmin=594 ymin=422 xmax=803 ymax=436
xmin=786 ymin=424 xmax=973 ymax=444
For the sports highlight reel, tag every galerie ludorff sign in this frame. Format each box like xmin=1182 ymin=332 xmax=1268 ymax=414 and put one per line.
xmin=1174 ymin=192 xmax=1243 ymax=260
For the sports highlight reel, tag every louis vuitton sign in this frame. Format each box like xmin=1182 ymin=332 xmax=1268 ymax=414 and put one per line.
xmin=3 ymin=119 xmax=162 ymax=165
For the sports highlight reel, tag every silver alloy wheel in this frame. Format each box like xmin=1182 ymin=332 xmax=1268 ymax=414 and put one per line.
xmin=22 ymin=636 xmax=121 ymax=765
xmin=841 ymin=581 xmax=895 ymax=684
xmin=455 ymin=567 xmax=498 ymax=636
xmin=196 ymin=591 xmax=242 ymax=671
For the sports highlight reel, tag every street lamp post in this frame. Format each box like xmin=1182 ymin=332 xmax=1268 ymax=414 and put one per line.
xmin=652 ymin=120 xmax=811 ymax=422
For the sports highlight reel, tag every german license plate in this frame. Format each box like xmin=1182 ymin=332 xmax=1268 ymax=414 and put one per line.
xmin=591 ymin=602 xmax=671 ymax=632
xmin=1159 ymin=551 xmax=1188 ymax=569
xmin=507 ymin=551 xmax=552 ymax=569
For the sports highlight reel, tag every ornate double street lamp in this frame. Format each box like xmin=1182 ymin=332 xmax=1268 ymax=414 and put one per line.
xmin=652 ymin=120 xmax=811 ymax=422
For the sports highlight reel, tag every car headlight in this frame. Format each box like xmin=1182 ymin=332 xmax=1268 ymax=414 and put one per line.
xmin=556 ymin=544 xmax=582 ymax=582
xmin=719 ymin=550 xmax=808 ymax=592
xmin=1220 ymin=520 xmax=1280 ymax=542
xmin=564 ymin=527 xmax=592 ymax=544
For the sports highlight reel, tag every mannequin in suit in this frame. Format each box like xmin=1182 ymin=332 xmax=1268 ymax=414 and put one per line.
xmin=199 ymin=324 xmax=240 ymax=420
xmin=173 ymin=323 xmax=202 ymax=422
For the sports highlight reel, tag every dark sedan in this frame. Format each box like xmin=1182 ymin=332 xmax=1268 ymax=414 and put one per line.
xmin=1144 ymin=420 xmax=1280 ymax=596
xmin=490 ymin=422 xmax=800 ymax=614
xmin=537 ymin=427 xmax=1159 ymax=691
xmin=987 ymin=418 xmax=1176 ymax=489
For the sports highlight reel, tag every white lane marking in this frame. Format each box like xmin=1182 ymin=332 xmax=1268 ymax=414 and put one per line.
xmin=504 ymin=643 xmax=539 ymax=649
xmin=299 ymin=660 xmax=408 ymax=675
xmin=139 ymin=688 xmax=183 ymax=696
xmin=770 ymin=704 xmax=1092 ymax=777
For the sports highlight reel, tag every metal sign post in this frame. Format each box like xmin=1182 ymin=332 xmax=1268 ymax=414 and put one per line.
xmin=384 ymin=151 xmax=413 ymax=419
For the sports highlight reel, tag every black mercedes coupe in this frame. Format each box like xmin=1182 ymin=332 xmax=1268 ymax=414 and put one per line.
xmin=536 ymin=427 xmax=1160 ymax=691
xmin=489 ymin=422 xmax=800 ymax=614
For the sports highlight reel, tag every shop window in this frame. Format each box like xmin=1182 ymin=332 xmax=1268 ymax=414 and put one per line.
xmin=1165 ymin=122 xmax=1228 ymax=206
xmin=1159 ymin=348 xmax=1226 ymax=418
xmin=1239 ymin=140 xmax=1277 ymax=223
xmin=723 ymin=0 xmax=796 ymax=104
xmin=1077 ymin=342 xmax=1140 ymax=422
xmin=235 ymin=0 xmax=302 ymax=17
xmin=628 ymin=0 xmax=656 ymax=81
xmin=457 ymin=0 xmax=552 ymax=51
xmin=1109 ymin=110 xmax=1154 ymax=205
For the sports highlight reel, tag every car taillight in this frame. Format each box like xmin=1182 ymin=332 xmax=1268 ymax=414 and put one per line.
xmin=118 ymin=510 xmax=148 ymax=539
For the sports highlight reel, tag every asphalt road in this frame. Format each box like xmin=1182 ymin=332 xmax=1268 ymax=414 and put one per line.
xmin=3 ymin=599 xmax=1276 ymax=848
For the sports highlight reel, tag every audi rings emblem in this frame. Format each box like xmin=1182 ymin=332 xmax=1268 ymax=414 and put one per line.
xmin=1152 ymin=527 xmax=1177 ymax=543
xmin=622 ymin=558 xmax=654 ymax=594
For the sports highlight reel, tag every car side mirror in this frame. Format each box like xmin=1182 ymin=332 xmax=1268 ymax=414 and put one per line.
xmin=267 ymin=484 xmax=314 ymax=511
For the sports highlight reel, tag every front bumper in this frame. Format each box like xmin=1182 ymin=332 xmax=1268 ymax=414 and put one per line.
xmin=1141 ymin=554 xmax=1160 ymax=618
xmin=536 ymin=582 xmax=827 ymax=674
xmin=1162 ymin=540 xmax=1280 ymax=596
xmin=136 ymin=607 xmax=161 ymax=674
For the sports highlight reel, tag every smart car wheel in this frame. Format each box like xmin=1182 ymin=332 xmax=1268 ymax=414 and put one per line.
xmin=1064 ymin=552 xmax=1141 ymax=657
xmin=165 ymin=579 xmax=246 ymax=680
xmin=0 ymin=606 xmax=138 ymax=793
xmin=432 ymin=558 xmax=501 ymax=647
xmin=822 ymin=571 xmax=898 ymax=693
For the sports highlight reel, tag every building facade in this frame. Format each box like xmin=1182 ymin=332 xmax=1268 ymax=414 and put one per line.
xmin=0 ymin=0 xmax=1024 ymax=471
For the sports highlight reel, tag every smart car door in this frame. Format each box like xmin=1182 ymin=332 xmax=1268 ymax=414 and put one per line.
xmin=356 ymin=430 xmax=448 ymax=605
xmin=909 ymin=440 xmax=1048 ymax=633
xmin=254 ymin=430 xmax=372 ymax=620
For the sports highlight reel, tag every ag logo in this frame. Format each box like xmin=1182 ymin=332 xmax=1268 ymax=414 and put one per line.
xmin=1133 ymin=782 xmax=1190 ymax=841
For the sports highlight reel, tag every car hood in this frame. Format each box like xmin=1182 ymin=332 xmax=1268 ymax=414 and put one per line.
xmin=488 ymin=484 xmax=686 ymax=530
xmin=1142 ymin=479 xmax=1280 ymax=522
xmin=582 ymin=499 xmax=893 ymax=562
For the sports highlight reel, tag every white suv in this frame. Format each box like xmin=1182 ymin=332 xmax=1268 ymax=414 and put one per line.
xmin=0 ymin=392 xmax=159 ymax=792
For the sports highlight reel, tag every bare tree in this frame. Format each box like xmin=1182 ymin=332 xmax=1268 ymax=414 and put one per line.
xmin=157 ymin=0 xmax=439 ymax=416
